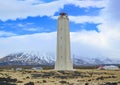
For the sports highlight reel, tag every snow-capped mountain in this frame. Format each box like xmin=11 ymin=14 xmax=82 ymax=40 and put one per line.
xmin=0 ymin=52 xmax=55 ymax=66
xmin=73 ymin=57 xmax=120 ymax=66
xmin=0 ymin=52 xmax=120 ymax=66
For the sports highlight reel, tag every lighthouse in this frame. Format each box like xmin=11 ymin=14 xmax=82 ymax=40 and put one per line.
xmin=55 ymin=13 xmax=73 ymax=70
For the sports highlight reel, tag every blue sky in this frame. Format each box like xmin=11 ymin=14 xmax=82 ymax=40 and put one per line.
xmin=0 ymin=4 xmax=102 ymax=36
xmin=0 ymin=0 xmax=120 ymax=59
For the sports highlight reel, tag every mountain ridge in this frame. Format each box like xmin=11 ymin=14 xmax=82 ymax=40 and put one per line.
xmin=0 ymin=52 xmax=120 ymax=66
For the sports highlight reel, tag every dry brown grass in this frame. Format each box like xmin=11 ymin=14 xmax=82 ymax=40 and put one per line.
xmin=0 ymin=69 xmax=120 ymax=85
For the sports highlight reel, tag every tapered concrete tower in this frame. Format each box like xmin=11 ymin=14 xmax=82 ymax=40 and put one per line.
xmin=55 ymin=13 xmax=73 ymax=70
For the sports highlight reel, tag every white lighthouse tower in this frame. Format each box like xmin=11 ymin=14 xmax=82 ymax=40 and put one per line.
xmin=55 ymin=13 xmax=73 ymax=70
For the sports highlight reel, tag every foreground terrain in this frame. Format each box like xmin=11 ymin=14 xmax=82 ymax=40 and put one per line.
xmin=0 ymin=69 xmax=120 ymax=85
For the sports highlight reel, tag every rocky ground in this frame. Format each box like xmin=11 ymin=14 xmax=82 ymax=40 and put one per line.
xmin=0 ymin=69 xmax=120 ymax=85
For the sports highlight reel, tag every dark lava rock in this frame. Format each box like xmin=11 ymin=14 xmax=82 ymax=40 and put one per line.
xmin=0 ymin=77 xmax=17 ymax=82
xmin=24 ymin=82 xmax=34 ymax=85
xmin=57 ymin=71 xmax=65 ymax=74
xmin=0 ymin=81 xmax=16 ymax=85
xmin=96 ymin=76 xmax=104 ymax=80
xmin=43 ymin=80 xmax=47 ymax=83
xmin=59 ymin=80 xmax=67 ymax=84
xmin=26 ymin=76 xmax=30 ymax=79
xmin=85 ymin=83 xmax=89 ymax=85
xmin=32 ymin=74 xmax=41 ymax=78
xmin=100 ymin=82 xmax=117 ymax=85
xmin=17 ymin=81 xmax=23 ymax=83
xmin=55 ymin=75 xmax=67 ymax=79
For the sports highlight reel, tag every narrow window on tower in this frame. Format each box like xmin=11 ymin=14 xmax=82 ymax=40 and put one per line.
xmin=60 ymin=35 xmax=62 ymax=47
xmin=60 ymin=28 xmax=63 ymax=40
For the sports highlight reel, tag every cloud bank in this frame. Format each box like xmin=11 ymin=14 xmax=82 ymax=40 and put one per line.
xmin=0 ymin=30 xmax=120 ymax=59
xmin=0 ymin=0 xmax=105 ymax=21
xmin=0 ymin=0 xmax=120 ymax=60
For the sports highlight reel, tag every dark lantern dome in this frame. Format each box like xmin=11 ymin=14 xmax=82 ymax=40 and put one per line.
xmin=59 ymin=12 xmax=67 ymax=16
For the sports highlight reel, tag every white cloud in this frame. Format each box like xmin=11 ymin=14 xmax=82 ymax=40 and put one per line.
xmin=64 ymin=0 xmax=106 ymax=8
xmin=17 ymin=23 xmax=24 ymax=27
xmin=0 ymin=0 xmax=105 ymax=21
xmin=17 ymin=23 xmax=43 ymax=32
xmin=51 ymin=15 xmax=103 ymax=24
xmin=0 ymin=31 xmax=120 ymax=59
xmin=0 ymin=32 xmax=56 ymax=57
xmin=0 ymin=31 xmax=16 ymax=37
xmin=104 ymin=0 xmax=120 ymax=23
xmin=69 ymin=15 xmax=102 ymax=23
xmin=98 ymin=0 xmax=120 ymax=50
xmin=23 ymin=28 xmax=40 ymax=32
xmin=0 ymin=0 xmax=120 ymax=60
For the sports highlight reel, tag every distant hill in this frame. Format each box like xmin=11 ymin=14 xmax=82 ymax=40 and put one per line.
xmin=0 ymin=52 xmax=120 ymax=66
